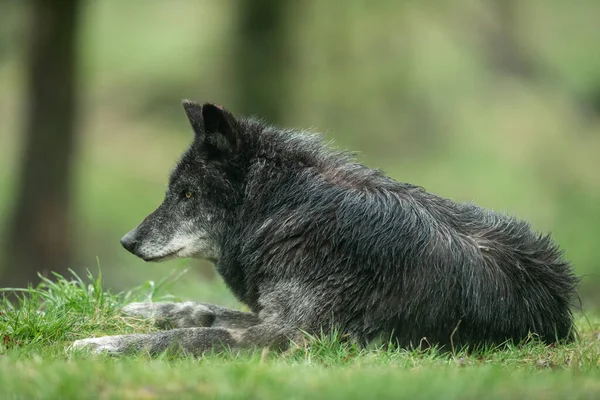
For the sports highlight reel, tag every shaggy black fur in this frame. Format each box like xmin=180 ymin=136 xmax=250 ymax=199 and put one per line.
xmin=176 ymin=102 xmax=578 ymax=349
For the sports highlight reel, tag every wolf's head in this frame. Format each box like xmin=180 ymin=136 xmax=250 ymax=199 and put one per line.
xmin=120 ymin=101 xmax=248 ymax=262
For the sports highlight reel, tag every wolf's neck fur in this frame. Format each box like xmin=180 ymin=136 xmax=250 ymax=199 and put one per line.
xmin=250 ymin=124 xmax=412 ymax=194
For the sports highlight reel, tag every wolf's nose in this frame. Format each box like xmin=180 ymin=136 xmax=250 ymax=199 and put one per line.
xmin=120 ymin=230 xmax=138 ymax=254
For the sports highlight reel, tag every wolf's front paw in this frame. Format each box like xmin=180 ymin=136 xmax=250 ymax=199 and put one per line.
xmin=122 ymin=301 xmax=215 ymax=328
xmin=122 ymin=302 xmax=176 ymax=329
xmin=122 ymin=302 xmax=168 ymax=319
xmin=70 ymin=336 xmax=126 ymax=355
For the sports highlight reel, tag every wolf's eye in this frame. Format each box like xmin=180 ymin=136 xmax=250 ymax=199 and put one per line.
xmin=180 ymin=190 xmax=193 ymax=200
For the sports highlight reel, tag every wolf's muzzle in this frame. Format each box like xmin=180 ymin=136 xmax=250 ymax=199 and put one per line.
xmin=120 ymin=228 xmax=139 ymax=255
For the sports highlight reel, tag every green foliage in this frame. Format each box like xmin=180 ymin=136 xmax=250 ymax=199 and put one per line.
xmin=0 ymin=1 xmax=599 ymax=307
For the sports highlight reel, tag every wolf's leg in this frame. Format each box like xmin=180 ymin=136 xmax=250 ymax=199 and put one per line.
xmin=71 ymin=324 xmax=298 ymax=356
xmin=122 ymin=302 xmax=260 ymax=329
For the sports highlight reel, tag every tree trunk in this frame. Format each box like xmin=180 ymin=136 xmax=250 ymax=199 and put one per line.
xmin=1 ymin=0 xmax=81 ymax=288
xmin=487 ymin=0 xmax=537 ymax=79
xmin=234 ymin=0 xmax=290 ymax=124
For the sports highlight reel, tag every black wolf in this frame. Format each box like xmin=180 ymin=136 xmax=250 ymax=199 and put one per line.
xmin=73 ymin=101 xmax=577 ymax=355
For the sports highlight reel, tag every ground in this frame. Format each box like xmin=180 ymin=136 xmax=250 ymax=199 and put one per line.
xmin=1 ymin=271 xmax=599 ymax=399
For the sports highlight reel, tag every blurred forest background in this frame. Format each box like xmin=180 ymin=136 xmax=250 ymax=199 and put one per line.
xmin=0 ymin=0 xmax=599 ymax=309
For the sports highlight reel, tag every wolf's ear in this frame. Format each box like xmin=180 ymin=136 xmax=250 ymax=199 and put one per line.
xmin=182 ymin=100 xmax=239 ymax=155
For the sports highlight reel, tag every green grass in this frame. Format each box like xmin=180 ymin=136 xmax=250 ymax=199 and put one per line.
xmin=1 ymin=272 xmax=599 ymax=399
